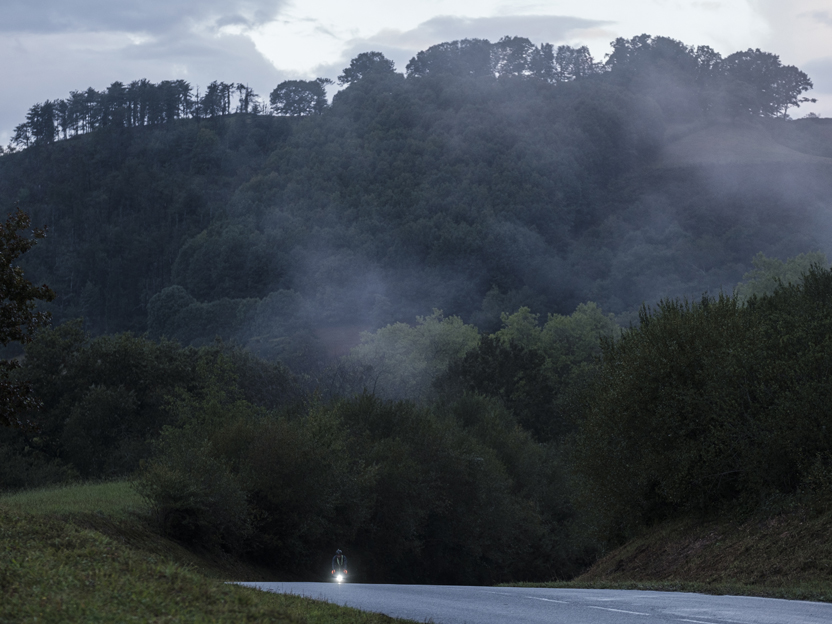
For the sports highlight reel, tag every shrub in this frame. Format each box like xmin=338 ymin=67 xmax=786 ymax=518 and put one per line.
xmin=572 ymin=266 xmax=832 ymax=544
xmin=133 ymin=430 xmax=252 ymax=553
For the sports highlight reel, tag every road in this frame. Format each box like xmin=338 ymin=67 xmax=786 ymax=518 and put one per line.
xmin=237 ymin=582 xmax=832 ymax=624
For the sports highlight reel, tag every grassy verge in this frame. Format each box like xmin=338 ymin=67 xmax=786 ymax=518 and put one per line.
xmin=0 ymin=481 xmax=143 ymax=518
xmin=0 ymin=482 xmax=414 ymax=623
xmin=506 ymin=507 xmax=832 ymax=602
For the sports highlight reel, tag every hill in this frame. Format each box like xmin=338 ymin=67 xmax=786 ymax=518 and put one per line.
xmin=2 ymin=86 xmax=830 ymax=369
xmin=1 ymin=37 xmax=830 ymax=369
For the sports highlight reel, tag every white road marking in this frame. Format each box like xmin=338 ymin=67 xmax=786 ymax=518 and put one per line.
xmin=525 ymin=596 xmax=569 ymax=604
xmin=588 ymin=605 xmax=651 ymax=616
xmin=678 ymin=619 xmax=720 ymax=624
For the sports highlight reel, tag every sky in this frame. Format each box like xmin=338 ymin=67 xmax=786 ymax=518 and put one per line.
xmin=1 ymin=0 xmax=831 ymax=145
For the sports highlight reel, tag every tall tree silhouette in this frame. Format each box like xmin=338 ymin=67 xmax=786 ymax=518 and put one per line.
xmin=0 ymin=208 xmax=55 ymax=429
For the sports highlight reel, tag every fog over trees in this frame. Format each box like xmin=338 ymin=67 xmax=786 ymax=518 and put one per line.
xmin=1 ymin=33 xmax=831 ymax=584
xmin=1 ymin=34 xmax=825 ymax=353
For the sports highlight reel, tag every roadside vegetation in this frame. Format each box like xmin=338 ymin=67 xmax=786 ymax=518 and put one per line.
xmin=4 ymin=249 xmax=832 ymax=596
xmin=0 ymin=487 xmax=412 ymax=623
xmin=1 ymin=29 xmax=832 ymax=616
xmin=508 ymin=507 xmax=832 ymax=603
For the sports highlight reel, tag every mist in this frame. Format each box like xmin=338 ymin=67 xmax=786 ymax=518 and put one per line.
xmin=1 ymin=33 xmax=830 ymax=374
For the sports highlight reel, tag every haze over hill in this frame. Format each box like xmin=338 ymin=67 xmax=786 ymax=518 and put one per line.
xmin=0 ymin=34 xmax=828 ymax=367
xmin=658 ymin=120 xmax=832 ymax=168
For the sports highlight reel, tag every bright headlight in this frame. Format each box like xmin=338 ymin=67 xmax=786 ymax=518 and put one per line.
xmin=336 ymin=574 xmax=343 ymax=583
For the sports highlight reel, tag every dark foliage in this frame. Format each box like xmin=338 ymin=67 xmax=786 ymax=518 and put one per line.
xmin=6 ymin=322 xmax=300 ymax=480
xmin=269 ymin=79 xmax=332 ymax=116
xmin=572 ymin=266 xmax=832 ymax=544
xmin=437 ymin=336 xmax=557 ymax=440
xmin=0 ymin=36 xmax=823 ymax=369
xmin=135 ymin=391 xmax=579 ymax=584
xmin=0 ymin=208 xmax=55 ymax=429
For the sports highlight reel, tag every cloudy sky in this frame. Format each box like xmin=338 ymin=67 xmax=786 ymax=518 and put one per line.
xmin=2 ymin=0 xmax=831 ymax=145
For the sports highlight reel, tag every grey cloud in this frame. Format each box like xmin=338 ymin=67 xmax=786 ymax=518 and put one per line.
xmin=0 ymin=28 xmax=286 ymax=144
xmin=804 ymin=57 xmax=832 ymax=92
xmin=804 ymin=11 xmax=832 ymax=28
xmin=216 ymin=15 xmax=255 ymax=29
xmin=0 ymin=0 xmax=285 ymax=34
xmin=383 ymin=14 xmax=610 ymax=49
xmin=116 ymin=32 xmax=284 ymax=83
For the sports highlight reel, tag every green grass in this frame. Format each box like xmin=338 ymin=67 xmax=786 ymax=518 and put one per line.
xmin=0 ymin=482 xmax=416 ymax=622
xmin=0 ymin=509 xmax=415 ymax=623
xmin=0 ymin=481 xmax=144 ymax=518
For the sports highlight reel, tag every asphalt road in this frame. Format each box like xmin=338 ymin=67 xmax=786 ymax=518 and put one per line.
xmin=238 ymin=582 xmax=832 ymax=624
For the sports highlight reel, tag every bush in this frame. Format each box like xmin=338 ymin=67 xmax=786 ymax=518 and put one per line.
xmin=0 ymin=436 xmax=76 ymax=492
xmin=14 ymin=322 xmax=301 ymax=481
xmin=134 ymin=388 xmax=576 ymax=583
xmin=572 ymin=266 xmax=832 ymax=544
xmin=133 ymin=430 xmax=252 ymax=553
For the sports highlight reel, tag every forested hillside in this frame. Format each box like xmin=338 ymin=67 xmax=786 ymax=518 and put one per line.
xmin=0 ymin=34 xmax=829 ymax=369
xmin=2 ymin=34 xmax=832 ymax=588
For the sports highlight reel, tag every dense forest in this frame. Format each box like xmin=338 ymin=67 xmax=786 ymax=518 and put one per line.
xmin=0 ymin=34 xmax=828 ymax=368
xmin=1 ymin=33 xmax=832 ymax=584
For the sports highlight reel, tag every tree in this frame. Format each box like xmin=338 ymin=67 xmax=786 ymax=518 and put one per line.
xmin=269 ymin=78 xmax=332 ymax=116
xmin=604 ymin=34 xmax=701 ymax=119
xmin=492 ymin=36 xmax=536 ymax=78
xmin=721 ymin=49 xmax=814 ymax=118
xmin=554 ymin=45 xmax=600 ymax=82
xmin=200 ymin=81 xmax=227 ymax=118
xmin=605 ymin=34 xmax=696 ymax=75
xmin=406 ymin=39 xmax=494 ymax=78
xmin=83 ymin=87 xmax=102 ymax=131
xmin=345 ymin=310 xmax=480 ymax=401
xmin=338 ymin=52 xmax=397 ymax=86
xmin=0 ymin=208 xmax=55 ymax=429
xmin=438 ymin=334 xmax=556 ymax=439
xmin=235 ymin=83 xmax=259 ymax=113
xmin=10 ymin=123 xmax=31 ymax=149
xmin=55 ymin=99 xmax=71 ymax=139
xmin=772 ymin=64 xmax=816 ymax=118
xmin=25 ymin=101 xmax=57 ymax=146
xmin=529 ymin=43 xmax=556 ymax=82
xmin=102 ymin=81 xmax=127 ymax=127
xmin=735 ymin=251 xmax=828 ymax=302
xmin=67 ymin=90 xmax=88 ymax=134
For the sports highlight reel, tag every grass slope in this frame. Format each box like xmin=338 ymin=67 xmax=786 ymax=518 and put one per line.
xmin=0 ymin=483 xmax=414 ymax=623
xmin=657 ymin=121 xmax=832 ymax=168
xmin=0 ymin=481 xmax=142 ymax=518
xmin=510 ymin=508 xmax=832 ymax=602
